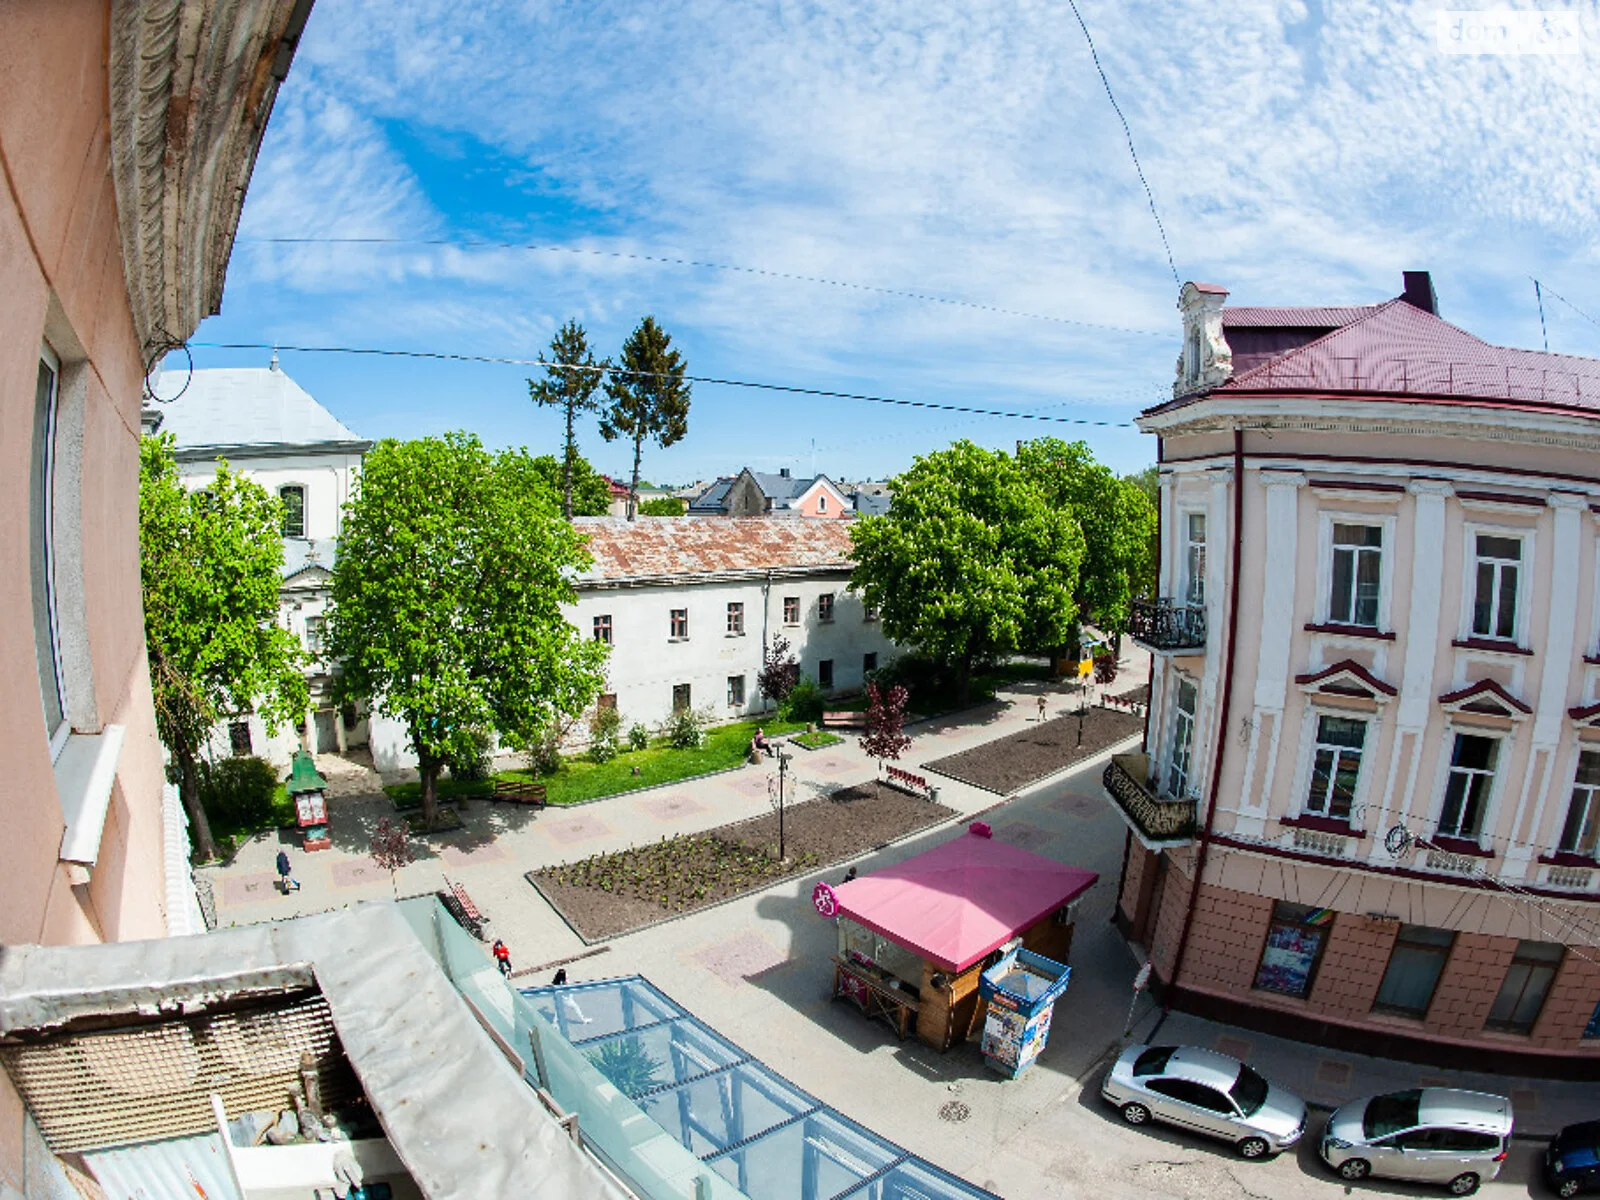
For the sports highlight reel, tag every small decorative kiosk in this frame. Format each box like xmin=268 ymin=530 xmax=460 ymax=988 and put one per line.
xmin=286 ymin=750 xmax=331 ymax=851
xmin=978 ymin=946 xmax=1072 ymax=1078
xmin=827 ymin=825 xmax=1097 ymax=1052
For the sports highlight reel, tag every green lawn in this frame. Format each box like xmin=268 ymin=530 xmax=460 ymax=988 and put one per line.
xmin=384 ymin=718 xmax=807 ymax=808
xmin=792 ymin=730 xmax=844 ymax=749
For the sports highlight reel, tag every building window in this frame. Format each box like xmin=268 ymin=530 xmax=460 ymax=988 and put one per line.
xmin=783 ymin=596 xmax=800 ymax=625
xmin=229 ymin=721 xmax=253 ymax=757
xmin=818 ymin=494 xmax=827 ymax=513
xmin=818 ymin=593 xmax=835 ymax=622
xmin=303 ymin=615 xmax=324 ymax=655
xmin=727 ymin=602 xmax=745 ymax=635
xmin=1586 ymin=997 xmax=1600 ymax=1039
xmin=1305 ymin=715 xmax=1366 ymax=821
xmin=1484 ymin=940 xmax=1563 ymax=1034
xmin=727 ymin=675 xmax=745 ymax=706
xmin=1183 ymin=512 xmax=1206 ymax=605
xmin=672 ymin=684 xmax=691 ymax=712
xmin=1330 ymin=523 xmax=1382 ymax=626
xmin=670 ymin=609 xmax=689 ymax=640
xmin=31 ymin=347 xmax=66 ymax=753
xmin=1439 ymin=733 xmax=1498 ymax=840
xmin=1253 ymin=902 xmax=1333 ymax=998
xmin=598 ymin=692 xmax=617 ymax=710
xmin=1166 ymin=679 xmax=1197 ymax=798
xmin=1372 ymin=925 xmax=1455 ymax=1017
xmin=1471 ymin=533 xmax=1521 ymax=640
xmin=1559 ymin=751 xmax=1600 ymax=858
xmin=819 ymin=659 xmax=834 ymax=689
xmin=593 ymin=614 xmax=613 ymax=644
xmin=863 ymin=652 xmax=878 ymax=675
xmin=280 ymin=485 xmax=306 ymax=538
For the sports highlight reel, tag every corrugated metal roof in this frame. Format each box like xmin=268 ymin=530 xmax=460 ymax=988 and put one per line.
xmin=156 ymin=367 xmax=368 ymax=453
xmin=84 ymin=1133 xmax=242 ymax=1200
xmin=1221 ymin=305 xmax=1378 ymax=328
xmin=574 ymin=516 xmax=854 ymax=581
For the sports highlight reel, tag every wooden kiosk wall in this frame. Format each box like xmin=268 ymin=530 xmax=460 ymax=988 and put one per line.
xmin=914 ymin=914 xmax=1076 ymax=1051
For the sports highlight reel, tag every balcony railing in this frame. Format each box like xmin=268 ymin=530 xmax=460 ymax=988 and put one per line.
xmin=1128 ymin=599 xmax=1207 ymax=652
xmin=1103 ymin=753 xmax=1197 ymax=844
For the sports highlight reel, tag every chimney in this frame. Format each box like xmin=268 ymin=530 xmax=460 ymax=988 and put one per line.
xmin=779 ymin=467 xmax=790 ymax=478
xmin=1401 ymin=271 xmax=1438 ymax=316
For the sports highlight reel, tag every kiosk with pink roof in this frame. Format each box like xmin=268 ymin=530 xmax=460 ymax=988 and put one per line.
xmin=825 ymin=824 xmax=1098 ymax=1051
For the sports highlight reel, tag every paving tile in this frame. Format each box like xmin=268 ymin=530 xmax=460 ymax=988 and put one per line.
xmin=544 ymin=815 xmax=614 ymax=845
xmin=991 ymin=821 xmax=1056 ymax=851
xmin=1315 ymin=1059 xmax=1353 ymax=1087
xmin=330 ymin=859 xmax=386 ymax=889
xmin=634 ymin=793 xmax=709 ymax=822
xmin=1215 ymin=1034 xmax=1253 ymax=1061
xmin=437 ymin=840 xmax=510 ymax=867
xmin=689 ymin=931 xmax=790 ymax=986
xmin=731 ymin=773 xmax=774 ymax=798
xmin=1047 ymin=792 xmax=1104 ymax=820
xmin=221 ymin=872 xmax=280 ymax=906
xmin=1512 ymin=1087 xmax=1539 ymax=1112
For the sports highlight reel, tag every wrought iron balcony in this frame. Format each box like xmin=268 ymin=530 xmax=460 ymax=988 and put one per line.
xmin=1128 ymin=598 xmax=1207 ymax=652
xmin=1103 ymin=753 xmax=1197 ymax=844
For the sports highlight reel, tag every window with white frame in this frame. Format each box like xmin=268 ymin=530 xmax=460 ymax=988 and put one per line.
xmin=1438 ymin=733 xmax=1498 ymax=840
xmin=280 ymin=485 xmax=306 ymax=538
xmin=818 ymin=593 xmax=835 ymax=622
xmin=1166 ymin=679 xmax=1197 ymax=798
xmin=1183 ymin=513 xmax=1206 ymax=605
xmin=727 ymin=675 xmax=745 ymax=706
xmin=1329 ymin=523 xmax=1382 ymax=626
xmin=593 ymin=614 xmax=612 ymax=644
xmin=670 ymin=608 xmax=689 ymax=639
xmin=727 ymin=602 xmax=744 ymax=635
xmin=303 ymin=615 xmax=324 ymax=655
xmin=1471 ymin=533 xmax=1522 ymax=640
xmin=1559 ymin=750 xmax=1600 ymax=858
xmin=1305 ymin=715 xmax=1366 ymax=821
xmin=31 ymin=345 xmax=67 ymax=755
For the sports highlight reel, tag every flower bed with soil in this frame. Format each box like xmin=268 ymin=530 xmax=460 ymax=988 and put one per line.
xmin=921 ymin=705 xmax=1142 ymax=794
xmin=529 ymin=784 xmax=958 ymax=941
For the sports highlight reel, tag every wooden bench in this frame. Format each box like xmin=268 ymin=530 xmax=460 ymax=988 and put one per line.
xmin=884 ymin=766 xmax=932 ymax=798
xmin=821 ymin=710 xmax=867 ymax=729
xmin=491 ymin=778 xmax=547 ymax=807
xmin=439 ymin=878 xmax=485 ymax=939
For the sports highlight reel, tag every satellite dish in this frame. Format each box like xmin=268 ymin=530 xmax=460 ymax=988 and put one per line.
xmin=1384 ymin=824 xmax=1414 ymax=859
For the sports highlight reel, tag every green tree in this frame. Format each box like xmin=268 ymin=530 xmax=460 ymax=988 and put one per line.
xmin=600 ymin=316 xmax=690 ymax=520
xmin=528 ymin=320 xmax=607 ymax=519
xmin=1015 ymin=438 xmax=1158 ymax=634
xmin=525 ymin=451 xmax=612 ymax=517
xmin=327 ymin=434 xmax=609 ymax=828
xmin=849 ymin=441 xmax=1084 ymax=700
xmin=638 ymin=496 xmax=686 ymax=516
xmin=139 ymin=434 xmax=307 ymax=862
xmin=1123 ymin=464 xmax=1161 ymax=603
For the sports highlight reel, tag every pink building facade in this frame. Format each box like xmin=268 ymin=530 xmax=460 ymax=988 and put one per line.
xmin=1110 ymin=274 xmax=1600 ymax=1076
xmin=0 ymin=2 xmax=309 ymax=1191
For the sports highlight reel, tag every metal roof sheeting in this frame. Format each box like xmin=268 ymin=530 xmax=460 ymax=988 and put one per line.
xmin=1221 ymin=305 xmax=1378 ymax=328
xmin=84 ymin=1133 xmax=243 ymax=1200
xmin=156 ymin=367 xmax=368 ymax=454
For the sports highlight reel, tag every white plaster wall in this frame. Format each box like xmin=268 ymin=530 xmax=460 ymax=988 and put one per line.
xmin=175 ymin=451 xmax=362 ymax=542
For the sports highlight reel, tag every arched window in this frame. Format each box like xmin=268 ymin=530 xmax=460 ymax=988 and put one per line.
xmin=1188 ymin=326 xmax=1204 ymax=381
xmin=280 ymin=485 xmax=305 ymax=538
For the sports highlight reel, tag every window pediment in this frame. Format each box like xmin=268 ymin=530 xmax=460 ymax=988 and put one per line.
xmin=1439 ymin=678 xmax=1530 ymax=720
xmin=1294 ymin=659 xmax=1396 ymax=703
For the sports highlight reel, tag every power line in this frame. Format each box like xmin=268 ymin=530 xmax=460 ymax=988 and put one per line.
xmin=189 ymin=341 xmax=1141 ymax=429
xmin=237 ymin=236 xmax=1174 ymax=341
xmin=1534 ymin=278 xmax=1600 ymax=334
xmin=1062 ymin=0 xmax=1180 ymax=287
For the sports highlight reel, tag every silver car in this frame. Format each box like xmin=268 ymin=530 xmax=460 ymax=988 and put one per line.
xmin=1101 ymin=1044 xmax=1308 ymax=1159
xmin=1320 ymin=1087 xmax=1513 ymax=1195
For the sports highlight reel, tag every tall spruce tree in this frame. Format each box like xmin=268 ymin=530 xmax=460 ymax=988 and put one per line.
xmin=600 ymin=316 xmax=690 ymax=520
xmin=528 ymin=320 xmax=607 ymax=519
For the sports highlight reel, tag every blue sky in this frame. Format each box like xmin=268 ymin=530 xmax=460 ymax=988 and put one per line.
xmin=182 ymin=0 xmax=1600 ymax=486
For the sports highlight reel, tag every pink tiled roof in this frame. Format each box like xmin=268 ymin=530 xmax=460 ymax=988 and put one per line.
xmin=574 ymin=516 xmax=855 ymax=582
xmin=1221 ymin=305 xmax=1378 ymax=328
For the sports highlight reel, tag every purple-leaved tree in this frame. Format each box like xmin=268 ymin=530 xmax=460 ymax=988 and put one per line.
xmin=370 ymin=816 xmax=415 ymax=901
xmin=757 ymin=634 xmax=800 ymax=712
xmin=860 ymin=682 xmax=912 ymax=796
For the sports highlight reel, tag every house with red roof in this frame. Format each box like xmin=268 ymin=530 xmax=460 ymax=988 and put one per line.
xmin=1108 ymin=272 xmax=1600 ymax=1076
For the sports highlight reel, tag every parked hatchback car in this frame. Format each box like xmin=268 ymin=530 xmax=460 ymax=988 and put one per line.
xmin=1101 ymin=1044 xmax=1308 ymax=1159
xmin=1546 ymin=1121 xmax=1600 ymax=1196
xmin=1321 ymin=1088 xmax=1512 ymax=1195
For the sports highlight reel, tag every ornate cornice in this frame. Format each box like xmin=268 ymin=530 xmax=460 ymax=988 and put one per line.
xmin=109 ymin=0 xmax=312 ymax=359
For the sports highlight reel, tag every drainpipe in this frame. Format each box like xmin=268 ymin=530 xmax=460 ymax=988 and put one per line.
xmin=1141 ymin=434 xmax=1163 ymax=754
xmin=761 ymin=569 xmax=773 ymax=713
xmin=1164 ymin=426 xmax=1244 ymax=1009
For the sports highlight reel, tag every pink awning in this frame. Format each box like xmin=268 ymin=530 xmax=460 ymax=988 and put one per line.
xmin=834 ymin=829 xmax=1099 ymax=974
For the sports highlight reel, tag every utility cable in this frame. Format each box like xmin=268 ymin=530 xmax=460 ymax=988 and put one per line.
xmin=190 ymin=341 xmax=1142 ymax=429
xmin=238 ymin=236 xmax=1172 ymax=340
xmin=1533 ymin=278 xmax=1600 ymax=336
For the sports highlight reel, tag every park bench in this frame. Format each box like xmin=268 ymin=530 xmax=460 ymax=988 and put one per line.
xmin=491 ymin=778 xmax=547 ymax=807
xmin=883 ymin=766 xmax=933 ymax=799
xmin=439 ymin=878 xmax=486 ymax=940
xmin=821 ymin=710 xmax=867 ymax=730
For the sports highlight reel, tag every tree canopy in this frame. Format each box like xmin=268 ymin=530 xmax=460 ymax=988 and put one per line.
xmin=600 ymin=316 xmax=690 ymax=520
xmin=328 ymin=433 xmax=609 ymax=826
xmin=1015 ymin=438 xmax=1158 ymax=633
xmin=139 ymin=434 xmax=307 ymax=861
xmin=525 ymin=451 xmax=612 ymax=517
xmin=848 ymin=441 xmax=1084 ymax=695
xmin=528 ymin=320 xmax=608 ymax=519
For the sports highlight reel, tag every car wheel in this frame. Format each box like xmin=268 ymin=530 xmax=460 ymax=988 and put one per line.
xmin=1556 ymin=1180 xmax=1580 ymax=1199
xmin=1120 ymin=1102 xmax=1151 ymax=1126
xmin=1236 ymin=1136 xmax=1269 ymax=1160
xmin=1447 ymin=1173 xmax=1479 ymax=1196
xmin=1337 ymin=1158 xmax=1371 ymax=1181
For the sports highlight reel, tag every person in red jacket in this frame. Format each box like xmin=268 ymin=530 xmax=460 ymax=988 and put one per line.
xmin=492 ymin=939 xmax=512 ymax=978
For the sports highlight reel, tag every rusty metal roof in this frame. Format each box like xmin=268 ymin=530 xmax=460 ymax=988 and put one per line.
xmin=574 ymin=517 xmax=855 ymax=582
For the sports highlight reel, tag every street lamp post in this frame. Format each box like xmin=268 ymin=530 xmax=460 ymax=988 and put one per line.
xmin=775 ymin=747 xmax=792 ymax=862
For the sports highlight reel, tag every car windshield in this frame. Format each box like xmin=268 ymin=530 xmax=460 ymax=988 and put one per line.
xmin=1229 ymin=1065 xmax=1269 ymax=1117
xmin=1132 ymin=1046 xmax=1176 ymax=1077
xmin=1363 ymin=1090 xmax=1422 ymax=1139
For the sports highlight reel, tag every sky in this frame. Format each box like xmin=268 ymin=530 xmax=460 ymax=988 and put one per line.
xmin=176 ymin=0 xmax=1600 ymax=487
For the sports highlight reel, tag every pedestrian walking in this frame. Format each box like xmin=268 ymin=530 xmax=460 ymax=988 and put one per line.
xmin=1037 ymin=695 xmax=1048 ymax=722
xmin=551 ymin=968 xmax=568 ymax=985
xmin=276 ymin=849 xmax=300 ymax=894
xmin=492 ymin=939 xmax=512 ymax=978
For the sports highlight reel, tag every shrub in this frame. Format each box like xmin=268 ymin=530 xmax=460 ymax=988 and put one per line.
xmin=661 ymin=705 xmax=705 ymax=749
xmin=589 ymin=705 xmax=623 ymax=763
xmin=1093 ymin=653 xmax=1118 ymax=685
xmin=523 ymin=724 xmax=564 ymax=777
xmin=638 ymin=497 xmax=685 ymax=516
xmin=779 ymin=676 xmax=824 ymax=723
xmin=199 ymin=756 xmax=280 ymax=830
xmin=627 ymin=723 xmax=650 ymax=751
xmin=448 ymin=725 xmax=496 ymax=781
